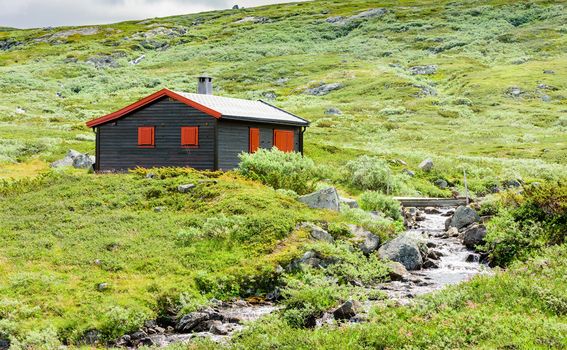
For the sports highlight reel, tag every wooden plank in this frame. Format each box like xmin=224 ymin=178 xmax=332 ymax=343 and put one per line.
xmin=393 ymin=197 xmax=469 ymax=208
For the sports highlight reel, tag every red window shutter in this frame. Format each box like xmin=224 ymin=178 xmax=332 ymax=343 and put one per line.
xmin=273 ymin=130 xmax=294 ymax=152
xmin=181 ymin=127 xmax=199 ymax=147
xmin=138 ymin=127 xmax=155 ymax=147
xmin=249 ymin=128 xmax=260 ymax=153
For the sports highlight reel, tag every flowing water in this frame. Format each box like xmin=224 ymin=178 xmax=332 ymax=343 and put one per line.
xmin=377 ymin=208 xmax=491 ymax=303
xmin=142 ymin=208 xmax=490 ymax=348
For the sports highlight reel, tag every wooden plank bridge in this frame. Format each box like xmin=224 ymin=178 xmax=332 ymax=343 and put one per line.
xmin=393 ymin=197 xmax=469 ymax=208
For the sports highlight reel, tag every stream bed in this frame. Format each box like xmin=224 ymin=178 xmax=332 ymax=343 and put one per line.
xmin=128 ymin=207 xmax=490 ymax=348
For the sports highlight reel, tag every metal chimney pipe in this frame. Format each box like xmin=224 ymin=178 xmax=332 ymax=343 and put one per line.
xmin=197 ymin=76 xmax=213 ymax=95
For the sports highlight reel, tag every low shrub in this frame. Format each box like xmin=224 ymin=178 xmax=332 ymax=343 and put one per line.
xmin=359 ymin=191 xmax=402 ymax=221
xmin=344 ymin=156 xmax=396 ymax=193
xmin=238 ymin=149 xmax=319 ymax=195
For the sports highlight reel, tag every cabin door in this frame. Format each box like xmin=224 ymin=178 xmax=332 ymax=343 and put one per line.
xmin=273 ymin=130 xmax=294 ymax=152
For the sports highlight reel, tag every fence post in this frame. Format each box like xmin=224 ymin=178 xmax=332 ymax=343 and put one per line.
xmin=463 ymin=169 xmax=470 ymax=205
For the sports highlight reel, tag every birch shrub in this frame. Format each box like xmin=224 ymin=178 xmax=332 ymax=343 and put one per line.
xmin=238 ymin=148 xmax=319 ymax=195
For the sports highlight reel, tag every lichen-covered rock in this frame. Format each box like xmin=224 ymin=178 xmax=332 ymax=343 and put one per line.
xmin=305 ymin=83 xmax=344 ymax=96
xmin=409 ymin=65 xmax=438 ymax=75
xmin=462 ymin=224 xmax=487 ymax=249
xmin=340 ymin=196 xmax=359 ymax=209
xmin=348 ymin=225 xmax=380 ymax=254
xmin=450 ymin=206 xmax=480 ymax=230
xmin=300 ymin=222 xmax=334 ymax=243
xmin=298 ymin=187 xmax=341 ymax=211
xmin=418 ymin=158 xmax=434 ymax=172
xmin=378 ymin=233 xmax=424 ymax=270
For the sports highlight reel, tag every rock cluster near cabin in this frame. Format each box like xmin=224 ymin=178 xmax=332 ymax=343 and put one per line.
xmin=50 ymin=149 xmax=95 ymax=169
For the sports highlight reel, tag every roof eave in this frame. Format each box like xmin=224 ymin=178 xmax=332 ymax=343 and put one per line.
xmin=221 ymin=115 xmax=309 ymax=126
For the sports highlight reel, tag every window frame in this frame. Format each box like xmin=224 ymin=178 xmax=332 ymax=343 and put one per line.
xmin=181 ymin=126 xmax=199 ymax=148
xmin=137 ymin=126 xmax=155 ymax=148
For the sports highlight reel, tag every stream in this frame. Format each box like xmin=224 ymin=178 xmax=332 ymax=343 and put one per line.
xmin=129 ymin=207 xmax=490 ymax=348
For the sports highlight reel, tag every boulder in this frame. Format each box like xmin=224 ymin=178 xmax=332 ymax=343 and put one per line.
xmin=462 ymin=224 xmax=487 ymax=249
xmin=177 ymin=184 xmax=196 ymax=193
xmin=300 ymin=222 xmax=334 ymax=243
xmin=97 ymin=282 xmax=108 ymax=291
xmin=423 ymin=259 xmax=439 ymax=269
xmin=446 ymin=227 xmax=459 ymax=237
xmin=434 ymin=179 xmax=448 ymax=189
xmin=348 ymin=225 xmax=380 ymax=254
xmin=176 ymin=312 xmax=210 ymax=333
xmin=86 ymin=55 xmax=119 ymax=68
xmin=506 ymin=86 xmax=523 ymax=98
xmin=387 ymin=261 xmax=409 ymax=281
xmin=378 ymin=233 xmax=424 ymax=270
xmin=450 ymin=206 xmax=480 ymax=230
xmin=418 ymin=158 xmax=434 ymax=172
xmin=305 ymin=83 xmax=344 ymax=96
xmin=332 ymin=300 xmax=360 ymax=320
xmin=51 ymin=149 xmax=95 ymax=169
xmin=409 ymin=65 xmax=438 ymax=75
xmin=402 ymin=168 xmax=415 ymax=177
xmin=209 ymin=320 xmax=229 ymax=335
xmin=340 ymin=197 xmax=359 ymax=209
xmin=325 ymin=107 xmax=343 ymax=115
xmin=298 ymin=187 xmax=341 ymax=211
xmin=424 ymin=207 xmax=441 ymax=214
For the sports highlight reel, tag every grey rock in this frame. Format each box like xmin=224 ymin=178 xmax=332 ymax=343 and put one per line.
xmin=423 ymin=259 xmax=439 ymax=269
xmin=340 ymin=197 xmax=359 ymax=209
xmin=541 ymin=94 xmax=552 ymax=102
xmin=325 ymin=107 xmax=343 ymax=115
xmin=418 ymin=158 xmax=434 ymax=172
xmin=462 ymin=224 xmax=487 ymax=249
xmin=387 ymin=261 xmax=409 ymax=281
xmin=86 ymin=55 xmax=119 ymax=68
xmin=450 ymin=206 xmax=480 ymax=230
xmin=402 ymin=169 xmax=415 ymax=177
xmin=64 ymin=57 xmax=78 ymax=63
xmin=434 ymin=179 xmax=448 ymax=189
xmin=348 ymin=224 xmax=380 ymax=254
xmin=0 ymin=38 xmax=21 ymax=51
xmin=332 ymin=300 xmax=360 ymax=320
xmin=236 ymin=16 xmax=270 ymax=24
xmin=446 ymin=227 xmax=459 ymax=237
xmin=326 ymin=16 xmax=345 ymax=23
xmin=506 ymin=86 xmax=523 ymax=97
xmin=543 ymin=70 xmax=555 ymax=74
xmin=298 ymin=187 xmax=341 ymax=211
xmin=537 ymin=84 xmax=558 ymax=91
xmin=305 ymin=83 xmax=344 ymax=96
xmin=263 ymin=92 xmax=277 ymax=100
xmin=140 ymin=39 xmax=168 ymax=50
xmin=300 ymin=222 xmax=334 ymax=243
xmin=178 ymin=184 xmax=196 ymax=193
xmin=427 ymin=249 xmax=443 ymax=260
xmin=97 ymin=283 xmax=108 ymax=291
xmin=176 ymin=312 xmax=209 ymax=333
xmin=503 ymin=179 xmax=522 ymax=188
xmin=72 ymin=153 xmax=95 ymax=169
xmin=413 ymin=84 xmax=437 ymax=97
xmin=209 ymin=320 xmax=229 ymax=335
xmin=424 ymin=207 xmax=441 ymax=214
xmin=79 ymin=330 xmax=100 ymax=345
xmin=378 ymin=233 xmax=424 ymax=270
xmin=350 ymin=8 xmax=388 ymax=21
xmin=232 ymin=5 xmax=240 ymax=10
xmin=466 ymin=253 xmax=480 ymax=263
xmin=409 ymin=65 xmax=438 ymax=75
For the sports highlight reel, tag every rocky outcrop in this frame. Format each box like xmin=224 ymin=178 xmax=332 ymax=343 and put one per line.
xmin=348 ymin=225 xmax=380 ymax=255
xmin=378 ymin=233 xmax=425 ymax=270
xmin=449 ymin=206 xmax=480 ymax=230
xmin=305 ymin=83 xmax=344 ymax=96
xmin=177 ymin=184 xmax=196 ymax=193
xmin=462 ymin=224 xmax=487 ymax=249
xmin=298 ymin=187 xmax=341 ymax=211
xmin=86 ymin=55 xmax=119 ymax=68
xmin=409 ymin=65 xmax=438 ymax=75
xmin=299 ymin=222 xmax=334 ymax=243
xmin=51 ymin=149 xmax=95 ymax=169
xmin=332 ymin=300 xmax=361 ymax=320
xmin=418 ymin=158 xmax=434 ymax=172
xmin=327 ymin=8 xmax=388 ymax=25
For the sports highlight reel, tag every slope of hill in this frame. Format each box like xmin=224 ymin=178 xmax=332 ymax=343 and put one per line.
xmin=0 ymin=0 xmax=566 ymax=348
xmin=0 ymin=0 xmax=565 ymax=184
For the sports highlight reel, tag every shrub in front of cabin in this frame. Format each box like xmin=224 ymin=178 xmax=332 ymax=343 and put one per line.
xmin=238 ymin=148 xmax=319 ymax=195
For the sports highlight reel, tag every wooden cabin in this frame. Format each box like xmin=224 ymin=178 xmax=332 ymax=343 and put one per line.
xmin=85 ymin=77 xmax=310 ymax=171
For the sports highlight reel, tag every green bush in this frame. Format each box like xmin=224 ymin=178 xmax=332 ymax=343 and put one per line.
xmin=359 ymin=191 xmax=402 ymax=221
xmin=345 ymin=156 xmax=394 ymax=193
xmin=238 ymin=148 xmax=319 ymax=195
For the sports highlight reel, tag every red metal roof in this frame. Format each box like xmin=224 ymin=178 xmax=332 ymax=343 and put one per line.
xmin=85 ymin=88 xmax=222 ymax=128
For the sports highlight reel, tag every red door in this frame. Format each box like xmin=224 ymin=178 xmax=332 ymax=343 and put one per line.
xmin=249 ymin=128 xmax=260 ymax=153
xmin=273 ymin=130 xmax=294 ymax=152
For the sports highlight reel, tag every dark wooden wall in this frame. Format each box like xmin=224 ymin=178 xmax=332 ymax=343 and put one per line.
xmin=217 ymin=119 xmax=301 ymax=170
xmin=97 ymin=97 xmax=217 ymax=171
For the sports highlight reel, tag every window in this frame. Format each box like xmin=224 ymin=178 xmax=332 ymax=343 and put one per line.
xmin=138 ymin=126 xmax=155 ymax=148
xmin=273 ymin=130 xmax=294 ymax=152
xmin=181 ymin=126 xmax=199 ymax=147
xmin=249 ymin=128 xmax=260 ymax=153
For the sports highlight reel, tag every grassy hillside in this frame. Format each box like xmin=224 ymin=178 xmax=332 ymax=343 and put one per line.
xmin=0 ymin=0 xmax=565 ymax=186
xmin=0 ymin=0 xmax=566 ymax=348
